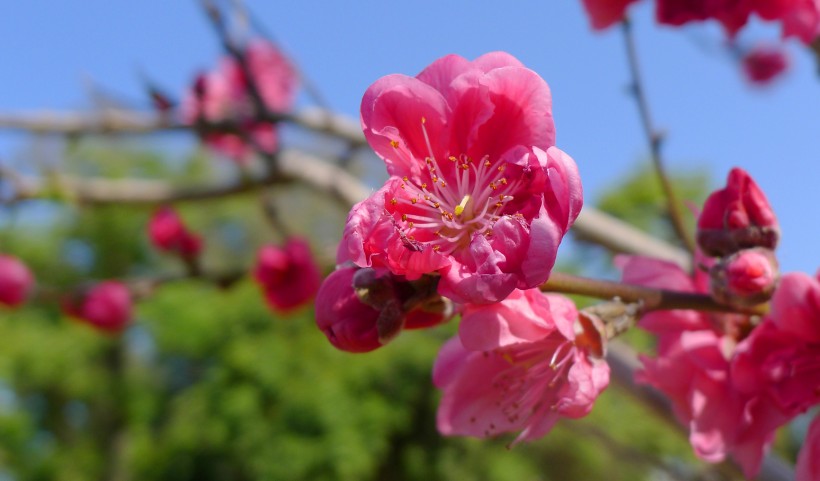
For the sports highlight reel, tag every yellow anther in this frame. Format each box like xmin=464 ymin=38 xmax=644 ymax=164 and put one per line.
xmin=461 ymin=164 xmax=469 ymax=170
xmin=421 ymin=117 xmax=426 ymax=124
xmin=390 ymin=198 xmax=398 ymax=205
xmin=440 ymin=181 xmax=447 ymax=187
xmin=500 ymin=178 xmax=508 ymax=185
xmin=449 ymin=156 xmax=457 ymax=162
xmin=484 ymin=160 xmax=492 ymax=167
xmin=433 ymin=245 xmax=440 ymax=251
xmin=490 ymin=182 xmax=497 ymax=190
xmin=421 ymin=183 xmax=428 ymax=189
xmin=433 ymin=202 xmax=440 ymax=208
xmin=403 ymin=176 xmax=409 ymax=181
xmin=411 ymin=198 xmax=417 ymax=204
xmin=401 ymin=214 xmax=408 ymax=221
xmin=408 ymin=222 xmax=414 ymax=228
xmin=497 ymin=164 xmax=505 ymax=171
xmin=390 ymin=140 xmax=399 ymax=148
xmin=454 ymin=195 xmax=471 ymax=216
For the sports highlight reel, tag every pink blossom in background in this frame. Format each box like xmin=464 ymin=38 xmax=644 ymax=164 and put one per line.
xmin=147 ymin=206 xmax=203 ymax=260
xmin=180 ymin=39 xmax=298 ymax=161
xmin=65 ymin=281 xmax=133 ymax=333
xmin=741 ymin=44 xmax=790 ymax=85
xmin=434 ymin=290 xmax=608 ymax=443
xmin=697 ymin=167 xmax=779 ymax=257
xmin=0 ymin=255 xmax=34 ymax=308
xmin=581 ymin=0 xmax=640 ymax=29
xmin=344 ymin=52 xmax=583 ymax=304
xmin=768 ymin=271 xmax=820 ymax=342
xmin=637 ymin=329 xmax=788 ymax=477
xmin=254 ymin=237 xmax=322 ymax=313
xmin=797 ymin=414 xmax=820 ymax=481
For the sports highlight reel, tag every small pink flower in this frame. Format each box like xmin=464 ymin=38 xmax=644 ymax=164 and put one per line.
xmin=434 ymin=289 xmax=608 ymax=444
xmin=253 ymin=237 xmax=322 ymax=313
xmin=65 ymin=281 xmax=133 ymax=333
xmin=741 ymin=44 xmax=790 ymax=86
xmin=710 ymin=247 xmax=779 ymax=307
xmin=314 ymin=266 xmax=450 ymax=353
xmin=180 ymin=39 xmax=298 ymax=161
xmin=637 ymin=330 xmax=788 ymax=478
xmin=797 ymin=414 xmax=820 ymax=481
xmin=580 ymin=0 xmax=640 ymax=30
xmin=697 ymin=167 xmax=778 ymax=257
xmin=344 ymin=52 xmax=582 ymax=304
xmin=147 ymin=206 xmax=203 ymax=260
xmin=0 ymin=255 xmax=34 ymax=308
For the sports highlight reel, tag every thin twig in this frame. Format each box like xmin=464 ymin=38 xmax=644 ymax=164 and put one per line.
xmin=542 ymin=271 xmax=768 ymax=315
xmin=621 ymin=18 xmax=696 ymax=255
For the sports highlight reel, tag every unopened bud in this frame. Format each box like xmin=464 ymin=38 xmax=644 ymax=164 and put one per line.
xmin=351 ymin=267 xmax=395 ymax=309
xmin=697 ymin=168 xmax=778 ymax=257
xmin=710 ymin=248 xmax=778 ymax=308
xmin=315 ymin=266 xmax=382 ymax=353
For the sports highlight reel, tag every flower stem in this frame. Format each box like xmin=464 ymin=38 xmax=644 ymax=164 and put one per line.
xmin=621 ymin=18 xmax=696 ymax=256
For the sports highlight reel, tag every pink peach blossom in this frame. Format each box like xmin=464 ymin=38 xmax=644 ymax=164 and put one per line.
xmin=253 ymin=237 xmax=322 ymax=313
xmin=0 ymin=255 xmax=34 ymax=308
xmin=147 ymin=206 xmax=203 ymax=260
xmin=797 ymin=414 xmax=820 ymax=481
xmin=710 ymin=247 xmax=779 ymax=307
xmin=180 ymin=39 xmax=297 ymax=161
xmin=637 ymin=330 xmax=788 ymax=478
xmin=768 ymin=271 xmax=820 ymax=342
xmin=344 ymin=52 xmax=582 ymax=304
xmin=65 ymin=281 xmax=133 ymax=333
xmin=434 ymin=290 xmax=608 ymax=444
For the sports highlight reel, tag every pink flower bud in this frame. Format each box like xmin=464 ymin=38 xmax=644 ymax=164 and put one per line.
xmin=253 ymin=237 xmax=322 ymax=313
xmin=315 ymin=266 xmax=382 ymax=353
xmin=711 ymin=248 xmax=779 ymax=308
xmin=147 ymin=206 xmax=203 ymax=259
xmin=697 ymin=167 xmax=778 ymax=257
xmin=0 ymin=255 xmax=34 ymax=308
xmin=741 ymin=44 xmax=789 ymax=86
xmin=65 ymin=281 xmax=133 ymax=333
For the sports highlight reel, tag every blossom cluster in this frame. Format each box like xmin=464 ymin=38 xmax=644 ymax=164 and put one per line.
xmin=316 ymin=52 xmax=608 ymax=441
xmin=620 ymin=168 xmax=819 ymax=480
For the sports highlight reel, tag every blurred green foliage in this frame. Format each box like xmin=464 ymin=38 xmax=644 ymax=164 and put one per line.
xmin=0 ymin=146 xmax=718 ymax=480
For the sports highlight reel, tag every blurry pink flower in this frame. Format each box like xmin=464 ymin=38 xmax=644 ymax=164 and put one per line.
xmin=782 ymin=0 xmax=820 ymax=44
xmin=315 ymin=266 xmax=450 ymax=353
xmin=768 ymin=271 xmax=820 ymax=342
xmin=65 ymin=281 xmax=133 ymax=333
xmin=343 ymin=52 xmax=583 ymax=304
xmin=180 ymin=39 xmax=298 ymax=161
xmin=742 ymin=44 xmax=790 ymax=85
xmin=0 ymin=255 xmax=34 ymax=308
xmin=434 ymin=290 xmax=608 ymax=443
xmin=253 ymin=237 xmax=322 ymax=313
xmin=580 ymin=0 xmax=640 ymax=29
xmin=147 ymin=206 xmax=203 ymax=260
xmin=710 ymin=247 xmax=779 ymax=307
xmin=797 ymin=414 xmax=820 ymax=481
xmin=638 ymin=330 xmax=788 ymax=477
xmin=697 ymin=167 xmax=778 ymax=257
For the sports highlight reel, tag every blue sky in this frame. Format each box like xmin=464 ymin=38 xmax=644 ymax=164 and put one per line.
xmin=1 ymin=1 xmax=818 ymax=273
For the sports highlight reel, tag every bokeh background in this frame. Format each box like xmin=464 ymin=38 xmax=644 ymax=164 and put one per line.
xmin=0 ymin=1 xmax=815 ymax=480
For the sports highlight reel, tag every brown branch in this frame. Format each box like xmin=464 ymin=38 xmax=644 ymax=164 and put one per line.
xmin=543 ymin=271 xmax=768 ymax=316
xmin=621 ymin=18 xmax=696 ymax=255
xmin=0 ymin=107 xmax=366 ymax=147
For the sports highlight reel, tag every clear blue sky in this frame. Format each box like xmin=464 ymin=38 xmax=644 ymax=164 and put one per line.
xmin=1 ymin=1 xmax=818 ymax=273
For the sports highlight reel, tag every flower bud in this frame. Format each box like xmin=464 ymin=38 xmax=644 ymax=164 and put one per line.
xmin=741 ymin=44 xmax=789 ymax=86
xmin=0 ymin=255 xmax=34 ymax=307
xmin=148 ymin=206 xmax=203 ymax=260
xmin=710 ymin=248 xmax=778 ymax=308
xmin=0 ymin=255 xmax=34 ymax=308
xmin=65 ymin=281 xmax=133 ymax=333
xmin=315 ymin=266 xmax=382 ymax=353
xmin=697 ymin=168 xmax=778 ymax=257
xmin=253 ymin=237 xmax=322 ymax=313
